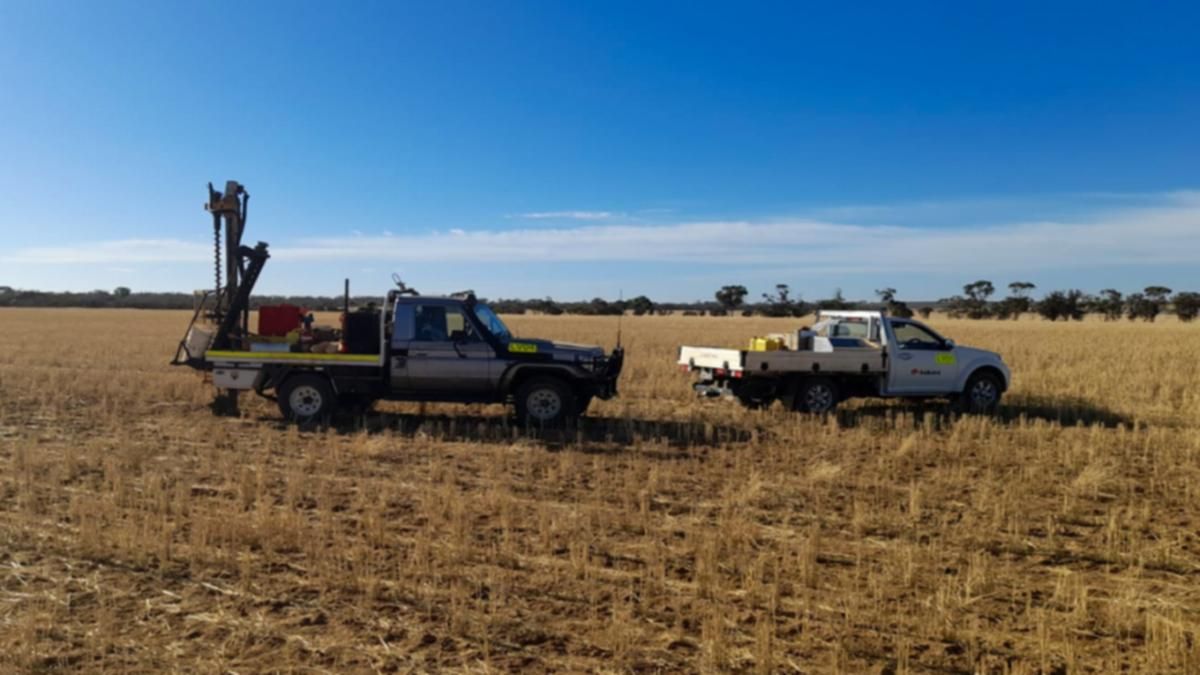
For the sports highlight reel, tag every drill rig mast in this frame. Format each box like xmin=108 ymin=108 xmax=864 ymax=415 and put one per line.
xmin=206 ymin=181 xmax=269 ymax=351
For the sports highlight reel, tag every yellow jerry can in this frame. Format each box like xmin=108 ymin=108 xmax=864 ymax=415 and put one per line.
xmin=748 ymin=336 xmax=783 ymax=351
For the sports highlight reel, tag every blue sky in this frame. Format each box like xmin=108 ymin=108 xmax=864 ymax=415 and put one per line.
xmin=2 ymin=2 xmax=1198 ymax=302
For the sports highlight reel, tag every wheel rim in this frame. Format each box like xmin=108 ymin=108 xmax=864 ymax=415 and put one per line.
xmin=805 ymin=385 xmax=834 ymax=412
xmin=289 ymin=385 xmax=324 ymax=417
xmin=969 ymin=379 xmax=997 ymax=409
xmin=527 ymin=388 xmax=563 ymax=421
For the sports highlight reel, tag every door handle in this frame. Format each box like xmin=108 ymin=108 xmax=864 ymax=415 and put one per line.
xmin=898 ymin=352 xmax=913 ymax=361
xmin=412 ymin=352 xmax=430 ymax=357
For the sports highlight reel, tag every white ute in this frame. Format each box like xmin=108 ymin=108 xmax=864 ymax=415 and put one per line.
xmin=677 ymin=310 xmax=1011 ymax=414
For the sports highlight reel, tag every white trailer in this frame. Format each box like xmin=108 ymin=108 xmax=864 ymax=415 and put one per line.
xmin=677 ymin=310 xmax=1010 ymax=413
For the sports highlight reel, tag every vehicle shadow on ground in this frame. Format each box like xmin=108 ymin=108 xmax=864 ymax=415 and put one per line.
xmin=837 ymin=394 xmax=1134 ymax=430
xmin=263 ymin=410 xmax=755 ymax=452
xmin=997 ymin=394 xmax=1135 ymax=428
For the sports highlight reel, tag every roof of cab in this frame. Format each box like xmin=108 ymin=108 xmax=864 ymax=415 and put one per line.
xmin=816 ymin=309 xmax=885 ymax=319
xmin=393 ymin=294 xmax=474 ymax=305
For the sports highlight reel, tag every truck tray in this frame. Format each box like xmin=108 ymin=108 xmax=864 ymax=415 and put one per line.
xmin=745 ymin=347 xmax=884 ymax=375
xmin=679 ymin=345 xmax=884 ymax=376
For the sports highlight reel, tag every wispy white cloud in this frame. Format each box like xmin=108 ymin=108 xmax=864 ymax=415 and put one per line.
xmin=6 ymin=192 xmax=1200 ymax=279
xmin=799 ymin=190 xmax=1193 ymax=227
xmin=276 ymin=191 xmax=1200 ymax=272
xmin=515 ymin=210 xmax=615 ymax=220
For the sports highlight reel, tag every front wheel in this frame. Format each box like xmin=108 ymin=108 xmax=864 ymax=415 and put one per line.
xmin=514 ymin=377 xmax=577 ymax=428
xmin=278 ymin=374 xmax=337 ymax=423
xmin=957 ymin=371 xmax=1003 ymax=414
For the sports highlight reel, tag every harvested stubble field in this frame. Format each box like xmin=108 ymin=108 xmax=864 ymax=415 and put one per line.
xmin=1 ymin=308 xmax=1199 ymax=674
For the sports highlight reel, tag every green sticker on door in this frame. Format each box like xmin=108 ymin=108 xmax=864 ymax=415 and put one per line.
xmin=935 ymin=353 xmax=956 ymax=365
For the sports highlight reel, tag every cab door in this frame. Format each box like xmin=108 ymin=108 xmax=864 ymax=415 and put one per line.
xmin=401 ymin=303 xmax=496 ymax=396
xmin=389 ymin=301 xmax=415 ymax=392
xmin=885 ymin=319 xmax=959 ymax=394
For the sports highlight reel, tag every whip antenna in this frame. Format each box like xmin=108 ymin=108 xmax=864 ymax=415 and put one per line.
xmin=616 ymin=289 xmax=623 ymax=349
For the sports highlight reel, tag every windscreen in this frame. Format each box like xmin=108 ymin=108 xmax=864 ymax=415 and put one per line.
xmin=473 ymin=304 xmax=511 ymax=340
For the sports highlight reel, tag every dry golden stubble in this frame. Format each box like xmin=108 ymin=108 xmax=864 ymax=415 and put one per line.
xmin=0 ymin=308 xmax=1197 ymax=672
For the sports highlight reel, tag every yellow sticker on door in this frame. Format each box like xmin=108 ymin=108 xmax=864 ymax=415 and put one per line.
xmin=508 ymin=342 xmax=539 ymax=354
xmin=935 ymin=353 xmax=956 ymax=365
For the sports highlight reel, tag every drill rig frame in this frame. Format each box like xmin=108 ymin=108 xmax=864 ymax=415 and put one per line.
xmin=171 ymin=180 xmax=270 ymax=414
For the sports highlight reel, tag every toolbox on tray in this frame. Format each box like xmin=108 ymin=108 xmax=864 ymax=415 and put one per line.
xmin=342 ymin=310 xmax=381 ymax=354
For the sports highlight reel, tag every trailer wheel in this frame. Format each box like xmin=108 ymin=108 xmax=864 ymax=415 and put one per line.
xmin=278 ymin=374 xmax=337 ymax=423
xmin=515 ymin=377 xmax=576 ymax=427
xmin=794 ymin=377 xmax=838 ymax=414
xmin=957 ymin=371 xmax=1003 ymax=414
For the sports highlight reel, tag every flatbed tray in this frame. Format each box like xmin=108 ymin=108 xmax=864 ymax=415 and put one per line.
xmin=679 ymin=345 xmax=884 ymax=375
xmin=744 ymin=347 xmax=884 ymax=375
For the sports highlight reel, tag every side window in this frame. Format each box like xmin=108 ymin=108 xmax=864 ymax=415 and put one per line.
xmin=392 ymin=303 xmax=415 ymax=342
xmin=414 ymin=305 xmax=448 ymax=342
xmin=446 ymin=311 xmax=465 ymax=336
xmin=832 ymin=319 xmax=868 ymax=339
xmin=413 ymin=305 xmax=480 ymax=342
xmin=446 ymin=309 xmax=481 ymax=342
xmin=891 ymin=321 xmax=942 ymax=350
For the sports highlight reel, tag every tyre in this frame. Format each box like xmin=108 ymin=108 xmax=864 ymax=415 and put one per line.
xmin=794 ymin=377 xmax=838 ymax=414
xmin=958 ymin=371 xmax=1003 ymax=414
xmin=278 ymin=374 xmax=337 ymax=423
xmin=514 ymin=377 xmax=577 ymax=427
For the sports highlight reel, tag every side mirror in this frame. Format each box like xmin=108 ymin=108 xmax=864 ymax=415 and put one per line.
xmin=942 ymin=339 xmax=955 ymax=350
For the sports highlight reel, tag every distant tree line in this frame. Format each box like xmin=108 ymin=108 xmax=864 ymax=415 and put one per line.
xmin=1 ymin=282 xmax=1198 ymax=322
xmin=938 ymin=281 xmax=1200 ymax=322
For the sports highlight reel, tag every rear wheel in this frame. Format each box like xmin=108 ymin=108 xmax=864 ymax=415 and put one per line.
xmin=278 ymin=374 xmax=337 ymax=423
xmin=957 ymin=371 xmax=1003 ymax=414
xmin=794 ymin=377 xmax=838 ymax=414
xmin=515 ymin=377 xmax=576 ymax=427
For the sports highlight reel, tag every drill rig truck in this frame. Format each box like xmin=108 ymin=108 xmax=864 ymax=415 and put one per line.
xmin=173 ymin=181 xmax=624 ymax=426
